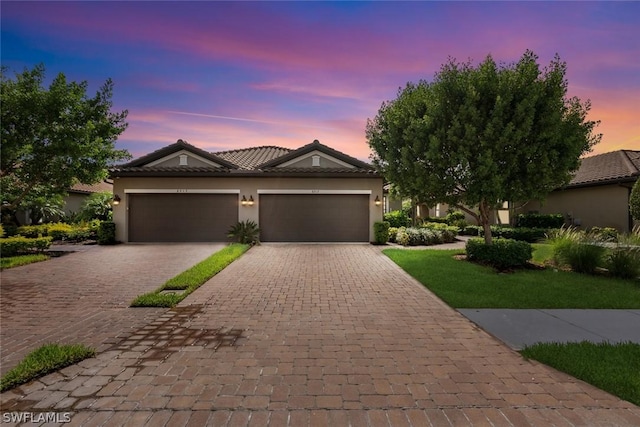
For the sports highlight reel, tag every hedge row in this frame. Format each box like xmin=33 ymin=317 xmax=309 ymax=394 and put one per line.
xmin=0 ymin=236 xmax=53 ymax=257
xmin=389 ymin=226 xmax=458 ymax=246
xmin=466 ymin=238 xmax=533 ymax=270
xmin=461 ymin=225 xmax=549 ymax=243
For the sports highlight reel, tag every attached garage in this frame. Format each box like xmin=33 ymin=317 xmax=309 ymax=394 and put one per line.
xmin=259 ymin=193 xmax=370 ymax=242
xmin=128 ymin=193 xmax=238 ymax=242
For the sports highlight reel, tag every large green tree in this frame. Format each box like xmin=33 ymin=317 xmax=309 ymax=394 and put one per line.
xmin=367 ymin=50 xmax=601 ymax=243
xmin=1 ymin=64 xmax=130 ymax=222
xmin=631 ymin=179 xmax=640 ymax=222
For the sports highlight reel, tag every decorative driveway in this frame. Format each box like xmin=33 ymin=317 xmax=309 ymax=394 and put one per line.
xmin=0 ymin=243 xmax=225 ymax=375
xmin=1 ymin=244 xmax=639 ymax=425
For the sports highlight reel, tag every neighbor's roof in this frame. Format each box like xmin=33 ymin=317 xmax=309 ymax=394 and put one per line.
xmin=568 ymin=150 xmax=640 ymax=188
xmin=70 ymin=180 xmax=113 ymax=194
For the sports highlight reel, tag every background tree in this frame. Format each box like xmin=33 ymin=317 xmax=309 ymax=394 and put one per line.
xmin=367 ymin=50 xmax=601 ymax=244
xmin=631 ymin=180 xmax=640 ymax=222
xmin=1 ymin=64 xmax=130 ymax=224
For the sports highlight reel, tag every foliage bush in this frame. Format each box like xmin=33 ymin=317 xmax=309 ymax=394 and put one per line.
xmin=97 ymin=221 xmax=117 ymax=245
xmin=391 ymin=226 xmax=457 ymax=246
xmin=227 ymin=220 xmax=260 ymax=245
xmin=0 ymin=224 xmax=4 ymax=238
xmin=549 ymin=227 xmax=606 ymax=274
xmin=384 ymin=210 xmax=410 ymax=227
xmin=16 ymin=224 xmax=49 ymax=238
xmin=465 ymin=238 xmax=533 ymax=270
xmin=79 ymin=192 xmax=114 ymax=221
xmin=630 ymin=180 xmax=640 ymax=221
xmin=388 ymin=227 xmax=398 ymax=243
xmin=480 ymin=226 xmax=548 ymax=243
xmin=589 ymin=226 xmax=619 ymax=243
xmin=516 ymin=213 xmax=565 ymax=229
xmin=0 ymin=236 xmax=52 ymax=257
xmin=461 ymin=225 xmax=481 ymax=236
xmin=605 ymin=247 xmax=640 ymax=280
xmin=373 ymin=221 xmax=390 ymax=244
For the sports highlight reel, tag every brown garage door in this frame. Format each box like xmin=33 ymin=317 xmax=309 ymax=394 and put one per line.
xmin=128 ymin=194 xmax=237 ymax=242
xmin=259 ymin=194 xmax=369 ymax=242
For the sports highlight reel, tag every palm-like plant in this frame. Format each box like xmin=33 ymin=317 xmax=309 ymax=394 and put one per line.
xmin=227 ymin=220 xmax=260 ymax=245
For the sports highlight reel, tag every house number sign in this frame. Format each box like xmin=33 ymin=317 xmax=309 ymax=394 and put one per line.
xmin=176 ymin=189 xmax=188 ymax=193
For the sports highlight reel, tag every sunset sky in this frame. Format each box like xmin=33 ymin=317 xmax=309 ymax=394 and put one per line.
xmin=2 ymin=1 xmax=638 ymax=161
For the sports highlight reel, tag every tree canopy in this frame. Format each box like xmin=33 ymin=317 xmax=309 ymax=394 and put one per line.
xmin=631 ymin=179 xmax=640 ymax=222
xmin=1 ymin=64 xmax=130 ymax=222
xmin=366 ymin=50 xmax=601 ymax=243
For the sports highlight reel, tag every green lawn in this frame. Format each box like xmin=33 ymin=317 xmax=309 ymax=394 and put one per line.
xmin=1 ymin=344 xmax=95 ymax=392
xmin=383 ymin=248 xmax=640 ymax=308
xmin=521 ymin=341 xmax=640 ymax=406
xmin=131 ymin=243 xmax=250 ymax=307
xmin=0 ymin=254 xmax=50 ymax=269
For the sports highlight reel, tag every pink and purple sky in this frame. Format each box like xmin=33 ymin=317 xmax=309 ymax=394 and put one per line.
xmin=2 ymin=1 xmax=638 ymax=161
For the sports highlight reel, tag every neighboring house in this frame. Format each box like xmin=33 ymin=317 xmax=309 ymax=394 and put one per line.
xmin=517 ymin=150 xmax=640 ymax=233
xmin=109 ymin=139 xmax=383 ymax=242
xmin=64 ymin=181 xmax=113 ymax=217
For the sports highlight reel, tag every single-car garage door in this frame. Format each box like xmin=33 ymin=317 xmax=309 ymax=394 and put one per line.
xmin=259 ymin=194 xmax=369 ymax=242
xmin=128 ymin=193 xmax=237 ymax=242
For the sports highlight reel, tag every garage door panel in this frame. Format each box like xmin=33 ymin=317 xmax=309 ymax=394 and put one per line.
xmin=260 ymin=194 xmax=369 ymax=242
xmin=128 ymin=194 xmax=237 ymax=242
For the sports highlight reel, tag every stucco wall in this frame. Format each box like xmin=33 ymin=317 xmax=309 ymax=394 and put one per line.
xmin=517 ymin=184 xmax=631 ymax=232
xmin=112 ymin=176 xmax=383 ymax=242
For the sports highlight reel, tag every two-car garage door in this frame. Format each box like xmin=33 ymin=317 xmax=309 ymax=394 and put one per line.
xmin=128 ymin=194 xmax=237 ymax=242
xmin=259 ymin=194 xmax=369 ymax=242
xmin=127 ymin=192 xmax=370 ymax=242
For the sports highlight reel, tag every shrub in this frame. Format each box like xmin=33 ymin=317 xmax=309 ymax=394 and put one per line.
xmin=589 ymin=227 xmax=619 ymax=243
xmin=384 ymin=210 xmax=410 ymax=227
xmin=97 ymin=221 xmax=117 ymax=245
xmin=605 ymin=247 xmax=640 ymax=280
xmin=462 ymin=225 xmax=481 ymax=236
xmin=631 ymin=180 xmax=640 ymax=221
xmin=516 ymin=213 xmax=565 ymax=229
xmin=466 ymin=238 xmax=533 ymax=270
xmin=79 ymin=192 xmax=113 ymax=221
xmin=0 ymin=224 xmax=4 ymax=238
xmin=388 ymin=227 xmax=398 ymax=243
xmin=480 ymin=226 xmax=548 ymax=243
xmin=227 ymin=220 xmax=260 ymax=245
xmin=373 ymin=221 xmax=390 ymax=244
xmin=396 ymin=227 xmax=410 ymax=246
xmin=549 ymin=227 xmax=606 ymax=274
xmin=0 ymin=236 xmax=52 ymax=257
xmin=17 ymin=224 xmax=49 ymax=238
xmin=47 ymin=223 xmax=74 ymax=241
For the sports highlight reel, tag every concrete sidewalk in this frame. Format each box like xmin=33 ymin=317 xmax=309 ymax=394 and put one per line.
xmin=459 ymin=309 xmax=640 ymax=350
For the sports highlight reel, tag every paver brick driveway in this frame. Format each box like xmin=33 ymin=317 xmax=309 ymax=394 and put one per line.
xmin=0 ymin=243 xmax=225 ymax=375
xmin=2 ymin=244 xmax=639 ymax=426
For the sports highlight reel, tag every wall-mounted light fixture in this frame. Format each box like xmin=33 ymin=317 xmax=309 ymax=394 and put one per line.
xmin=241 ymin=195 xmax=255 ymax=207
xmin=374 ymin=195 xmax=381 ymax=206
xmin=112 ymin=194 xmax=121 ymax=206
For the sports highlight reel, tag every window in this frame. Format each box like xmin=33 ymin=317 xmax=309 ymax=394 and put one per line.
xmin=179 ymin=154 xmax=188 ymax=166
xmin=312 ymin=155 xmax=320 ymax=167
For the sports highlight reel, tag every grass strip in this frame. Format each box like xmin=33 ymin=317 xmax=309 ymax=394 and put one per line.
xmin=131 ymin=243 xmax=250 ymax=307
xmin=383 ymin=248 xmax=640 ymax=308
xmin=521 ymin=341 xmax=640 ymax=406
xmin=1 ymin=343 xmax=95 ymax=392
xmin=0 ymin=254 xmax=50 ymax=269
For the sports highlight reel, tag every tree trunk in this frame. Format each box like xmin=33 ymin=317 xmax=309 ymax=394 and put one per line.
xmin=479 ymin=200 xmax=493 ymax=245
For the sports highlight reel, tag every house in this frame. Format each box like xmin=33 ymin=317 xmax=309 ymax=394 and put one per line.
xmin=517 ymin=150 xmax=640 ymax=232
xmin=64 ymin=181 xmax=113 ymax=217
xmin=109 ymin=139 xmax=383 ymax=242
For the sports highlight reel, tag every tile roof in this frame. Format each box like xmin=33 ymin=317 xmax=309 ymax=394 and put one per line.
xmin=123 ymin=139 xmax=238 ymax=169
xmin=108 ymin=166 xmax=231 ymax=177
xmin=568 ymin=150 xmax=640 ymax=187
xmin=259 ymin=140 xmax=374 ymax=170
xmin=216 ymin=146 xmax=291 ymax=170
xmin=70 ymin=180 xmax=113 ymax=194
